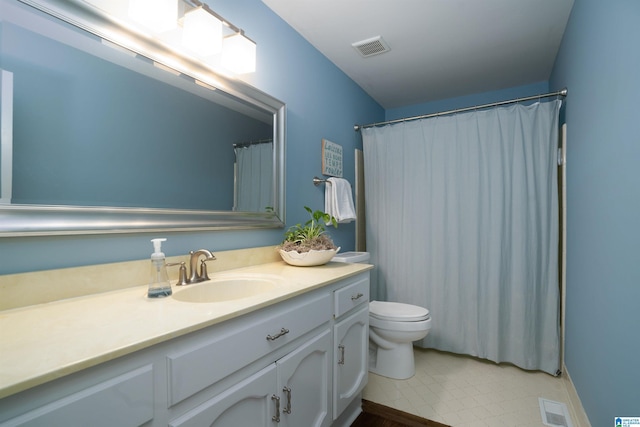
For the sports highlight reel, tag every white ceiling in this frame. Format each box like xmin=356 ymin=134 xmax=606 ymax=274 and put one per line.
xmin=262 ymin=0 xmax=574 ymax=109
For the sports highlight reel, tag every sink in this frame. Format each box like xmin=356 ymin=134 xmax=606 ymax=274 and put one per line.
xmin=172 ymin=274 xmax=283 ymax=303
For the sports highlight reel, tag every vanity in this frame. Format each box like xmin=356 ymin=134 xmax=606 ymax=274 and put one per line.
xmin=0 ymin=247 xmax=372 ymax=426
xmin=0 ymin=2 xmax=371 ymax=424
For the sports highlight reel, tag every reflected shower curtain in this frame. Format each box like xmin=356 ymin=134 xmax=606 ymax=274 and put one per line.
xmin=362 ymin=100 xmax=561 ymax=374
xmin=234 ymin=142 xmax=273 ymax=212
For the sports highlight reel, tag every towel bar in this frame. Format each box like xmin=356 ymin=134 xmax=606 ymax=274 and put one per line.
xmin=313 ymin=176 xmax=331 ymax=186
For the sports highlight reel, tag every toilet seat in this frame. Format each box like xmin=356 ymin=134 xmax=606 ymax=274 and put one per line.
xmin=369 ymin=301 xmax=430 ymax=322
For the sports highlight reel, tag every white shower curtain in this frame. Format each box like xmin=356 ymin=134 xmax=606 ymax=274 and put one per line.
xmin=362 ymin=100 xmax=561 ymax=374
xmin=234 ymin=142 xmax=273 ymax=212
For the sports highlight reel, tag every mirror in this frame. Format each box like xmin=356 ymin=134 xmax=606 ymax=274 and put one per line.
xmin=0 ymin=0 xmax=285 ymax=236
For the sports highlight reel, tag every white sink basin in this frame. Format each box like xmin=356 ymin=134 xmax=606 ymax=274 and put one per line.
xmin=172 ymin=274 xmax=283 ymax=303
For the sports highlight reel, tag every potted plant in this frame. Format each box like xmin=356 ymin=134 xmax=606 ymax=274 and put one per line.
xmin=278 ymin=206 xmax=340 ymax=266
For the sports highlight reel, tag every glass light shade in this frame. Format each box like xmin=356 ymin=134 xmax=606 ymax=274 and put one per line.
xmin=222 ymin=33 xmax=256 ymax=74
xmin=181 ymin=7 xmax=222 ymax=57
xmin=128 ymin=0 xmax=178 ymax=33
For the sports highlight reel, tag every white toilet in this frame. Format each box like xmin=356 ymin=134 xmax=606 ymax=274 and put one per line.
xmin=368 ymin=300 xmax=431 ymax=379
xmin=332 ymin=252 xmax=432 ymax=380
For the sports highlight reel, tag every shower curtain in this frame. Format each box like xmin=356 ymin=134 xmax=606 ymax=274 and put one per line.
xmin=361 ymin=100 xmax=561 ymax=374
xmin=234 ymin=142 xmax=273 ymax=212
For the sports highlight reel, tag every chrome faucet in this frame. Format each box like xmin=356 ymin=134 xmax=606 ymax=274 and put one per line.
xmin=187 ymin=249 xmax=216 ymax=284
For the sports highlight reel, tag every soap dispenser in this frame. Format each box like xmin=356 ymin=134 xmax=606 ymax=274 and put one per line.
xmin=147 ymin=238 xmax=172 ymax=298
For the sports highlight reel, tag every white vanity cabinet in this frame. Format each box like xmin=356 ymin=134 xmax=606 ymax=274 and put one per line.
xmin=0 ymin=270 xmax=370 ymax=427
xmin=170 ymin=328 xmax=332 ymax=427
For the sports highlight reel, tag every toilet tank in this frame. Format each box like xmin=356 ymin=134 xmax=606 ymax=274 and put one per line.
xmin=332 ymin=251 xmax=370 ymax=263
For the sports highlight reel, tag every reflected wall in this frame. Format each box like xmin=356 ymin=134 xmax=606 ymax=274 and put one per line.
xmin=1 ymin=21 xmax=272 ymax=210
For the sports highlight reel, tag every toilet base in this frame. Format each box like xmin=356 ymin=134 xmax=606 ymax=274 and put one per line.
xmin=369 ymin=341 xmax=416 ymax=380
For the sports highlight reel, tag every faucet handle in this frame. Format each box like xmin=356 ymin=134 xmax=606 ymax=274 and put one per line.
xmin=199 ymin=258 xmax=216 ymax=281
xmin=167 ymin=262 xmax=188 ymax=286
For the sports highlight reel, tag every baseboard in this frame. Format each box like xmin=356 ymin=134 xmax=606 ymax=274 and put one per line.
xmin=562 ymin=364 xmax=591 ymax=427
xmin=361 ymin=399 xmax=450 ymax=427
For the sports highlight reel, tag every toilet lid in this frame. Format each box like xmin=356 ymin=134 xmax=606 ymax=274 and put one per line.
xmin=369 ymin=301 xmax=430 ymax=322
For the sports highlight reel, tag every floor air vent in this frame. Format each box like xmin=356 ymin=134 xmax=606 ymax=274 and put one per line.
xmin=539 ymin=398 xmax=573 ymax=427
xmin=352 ymin=36 xmax=390 ymax=57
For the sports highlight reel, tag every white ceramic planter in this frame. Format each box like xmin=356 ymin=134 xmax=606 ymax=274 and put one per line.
xmin=279 ymin=247 xmax=340 ymax=267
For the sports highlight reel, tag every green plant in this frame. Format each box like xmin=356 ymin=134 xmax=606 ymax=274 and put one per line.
xmin=279 ymin=206 xmax=338 ymax=253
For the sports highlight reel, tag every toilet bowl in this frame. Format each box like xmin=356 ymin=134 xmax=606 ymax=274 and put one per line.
xmin=368 ymin=300 xmax=431 ymax=380
xmin=331 ymin=252 xmax=432 ymax=380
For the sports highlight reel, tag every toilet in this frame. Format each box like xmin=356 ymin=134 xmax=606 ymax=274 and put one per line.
xmin=332 ymin=252 xmax=432 ymax=380
xmin=368 ymin=300 xmax=431 ymax=379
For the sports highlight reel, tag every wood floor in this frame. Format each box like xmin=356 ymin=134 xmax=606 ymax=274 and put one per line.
xmin=350 ymin=400 xmax=451 ymax=427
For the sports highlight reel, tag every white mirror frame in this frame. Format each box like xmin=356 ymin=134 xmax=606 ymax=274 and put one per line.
xmin=0 ymin=0 xmax=285 ymax=236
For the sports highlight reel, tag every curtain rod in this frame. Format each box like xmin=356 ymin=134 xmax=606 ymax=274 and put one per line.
xmin=233 ymin=138 xmax=273 ymax=148
xmin=354 ymin=88 xmax=567 ymax=131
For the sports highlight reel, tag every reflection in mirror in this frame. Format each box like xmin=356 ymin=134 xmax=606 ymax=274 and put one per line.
xmin=0 ymin=0 xmax=285 ymax=235
xmin=3 ymin=21 xmax=272 ymax=210
xmin=234 ymin=139 xmax=274 ymax=212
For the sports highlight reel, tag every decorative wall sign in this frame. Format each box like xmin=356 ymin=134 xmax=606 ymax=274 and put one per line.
xmin=321 ymin=139 xmax=343 ymax=177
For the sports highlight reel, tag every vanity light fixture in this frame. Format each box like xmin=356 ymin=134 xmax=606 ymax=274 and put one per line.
xmin=128 ymin=0 xmax=178 ymax=33
xmin=181 ymin=6 xmax=223 ymax=57
xmin=222 ymin=31 xmax=257 ymax=74
xmin=123 ymin=0 xmax=256 ymax=74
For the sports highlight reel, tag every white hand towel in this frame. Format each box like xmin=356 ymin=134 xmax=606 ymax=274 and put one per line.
xmin=325 ymin=177 xmax=356 ymax=223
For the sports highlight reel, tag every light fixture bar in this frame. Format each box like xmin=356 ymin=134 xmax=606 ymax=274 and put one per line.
xmin=124 ymin=0 xmax=256 ymax=74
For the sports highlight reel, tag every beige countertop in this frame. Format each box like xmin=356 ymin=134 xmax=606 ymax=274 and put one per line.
xmin=0 ymin=260 xmax=372 ymax=399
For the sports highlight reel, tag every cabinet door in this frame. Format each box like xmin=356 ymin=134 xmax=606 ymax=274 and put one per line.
xmin=333 ymin=305 xmax=369 ymax=420
xmin=276 ymin=328 xmax=332 ymax=427
xmin=169 ymin=364 xmax=277 ymax=427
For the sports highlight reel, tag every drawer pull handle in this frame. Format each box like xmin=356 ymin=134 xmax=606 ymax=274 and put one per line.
xmin=283 ymin=386 xmax=292 ymax=414
xmin=266 ymin=328 xmax=290 ymax=341
xmin=351 ymin=292 xmax=364 ymax=301
xmin=271 ymin=395 xmax=280 ymax=422
xmin=338 ymin=344 xmax=345 ymax=365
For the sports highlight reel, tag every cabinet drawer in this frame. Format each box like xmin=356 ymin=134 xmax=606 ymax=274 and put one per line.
xmin=0 ymin=365 xmax=153 ymax=427
xmin=167 ymin=292 xmax=331 ymax=406
xmin=333 ymin=274 xmax=369 ymax=318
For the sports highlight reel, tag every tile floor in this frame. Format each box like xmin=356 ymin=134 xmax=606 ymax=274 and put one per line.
xmin=363 ymin=348 xmax=575 ymax=427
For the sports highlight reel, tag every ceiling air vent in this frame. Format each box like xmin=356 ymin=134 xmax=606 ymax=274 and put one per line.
xmin=352 ymin=36 xmax=390 ymax=58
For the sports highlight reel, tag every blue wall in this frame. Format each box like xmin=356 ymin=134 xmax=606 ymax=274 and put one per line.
xmin=385 ymin=81 xmax=549 ymax=121
xmin=0 ymin=0 xmax=383 ymax=274
xmin=550 ymin=0 xmax=640 ymax=425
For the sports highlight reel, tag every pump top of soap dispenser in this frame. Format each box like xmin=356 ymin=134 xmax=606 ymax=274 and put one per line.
xmin=151 ymin=238 xmax=167 ymax=260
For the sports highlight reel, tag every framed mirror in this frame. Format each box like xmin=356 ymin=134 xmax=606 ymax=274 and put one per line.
xmin=0 ymin=0 xmax=285 ymax=236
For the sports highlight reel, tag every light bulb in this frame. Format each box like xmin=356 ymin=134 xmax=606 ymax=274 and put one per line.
xmin=182 ymin=7 xmax=222 ymax=57
xmin=128 ymin=0 xmax=178 ymax=33
xmin=222 ymin=33 xmax=256 ymax=74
